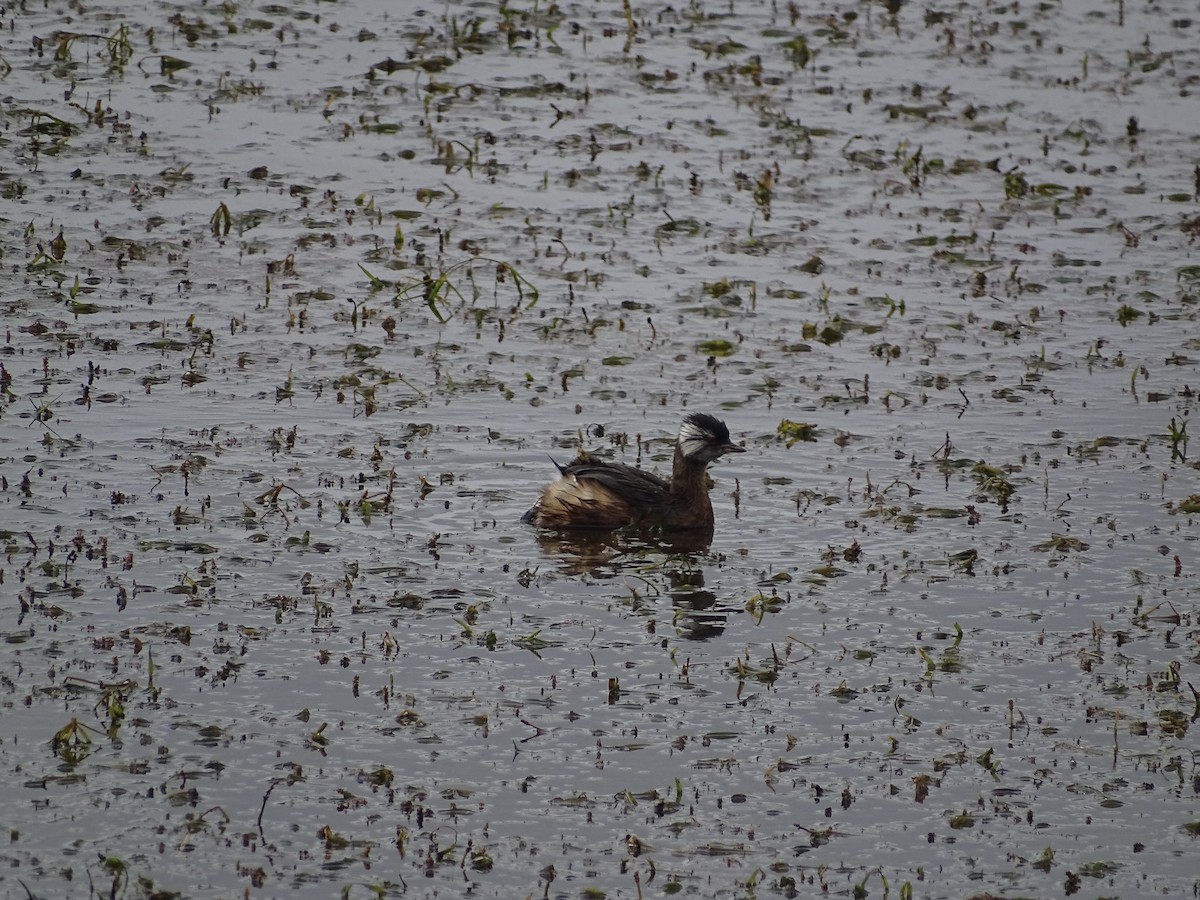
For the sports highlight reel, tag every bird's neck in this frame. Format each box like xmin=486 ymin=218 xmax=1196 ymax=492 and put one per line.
xmin=670 ymin=445 xmax=712 ymax=507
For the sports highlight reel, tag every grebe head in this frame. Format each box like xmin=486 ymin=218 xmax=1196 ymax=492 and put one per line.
xmin=677 ymin=412 xmax=746 ymax=464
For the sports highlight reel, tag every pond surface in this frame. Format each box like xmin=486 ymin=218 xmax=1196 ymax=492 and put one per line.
xmin=2 ymin=0 xmax=1199 ymax=897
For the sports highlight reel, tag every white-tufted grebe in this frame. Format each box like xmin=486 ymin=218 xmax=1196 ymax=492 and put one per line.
xmin=522 ymin=412 xmax=745 ymax=530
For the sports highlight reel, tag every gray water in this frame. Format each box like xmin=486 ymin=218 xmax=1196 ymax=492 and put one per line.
xmin=1 ymin=0 xmax=1198 ymax=897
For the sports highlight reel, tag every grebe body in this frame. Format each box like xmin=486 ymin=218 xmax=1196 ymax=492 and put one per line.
xmin=523 ymin=413 xmax=744 ymax=530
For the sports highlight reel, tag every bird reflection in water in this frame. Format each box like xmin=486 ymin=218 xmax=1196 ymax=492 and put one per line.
xmin=528 ymin=526 xmax=729 ymax=641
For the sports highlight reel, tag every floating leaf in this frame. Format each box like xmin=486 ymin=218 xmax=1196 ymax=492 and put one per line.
xmin=696 ymin=338 xmax=735 ymax=357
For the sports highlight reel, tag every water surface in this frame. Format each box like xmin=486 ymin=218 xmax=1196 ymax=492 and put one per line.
xmin=1 ymin=0 xmax=1198 ymax=897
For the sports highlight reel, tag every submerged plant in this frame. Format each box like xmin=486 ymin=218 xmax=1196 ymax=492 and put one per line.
xmin=50 ymin=717 xmax=104 ymax=764
xmin=360 ymin=257 xmax=538 ymax=323
xmin=1167 ymin=416 xmax=1187 ymax=460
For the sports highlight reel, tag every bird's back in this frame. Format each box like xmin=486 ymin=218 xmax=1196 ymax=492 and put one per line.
xmin=523 ymin=454 xmax=670 ymax=529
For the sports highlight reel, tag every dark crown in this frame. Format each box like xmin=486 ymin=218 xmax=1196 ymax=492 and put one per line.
xmin=681 ymin=412 xmax=731 ymax=443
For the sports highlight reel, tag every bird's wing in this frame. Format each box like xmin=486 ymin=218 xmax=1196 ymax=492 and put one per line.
xmin=558 ymin=459 xmax=669 ymax=508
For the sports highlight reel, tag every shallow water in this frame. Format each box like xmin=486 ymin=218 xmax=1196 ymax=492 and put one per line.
xmin=1 ymin=0 xmax=1198 ymax=897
